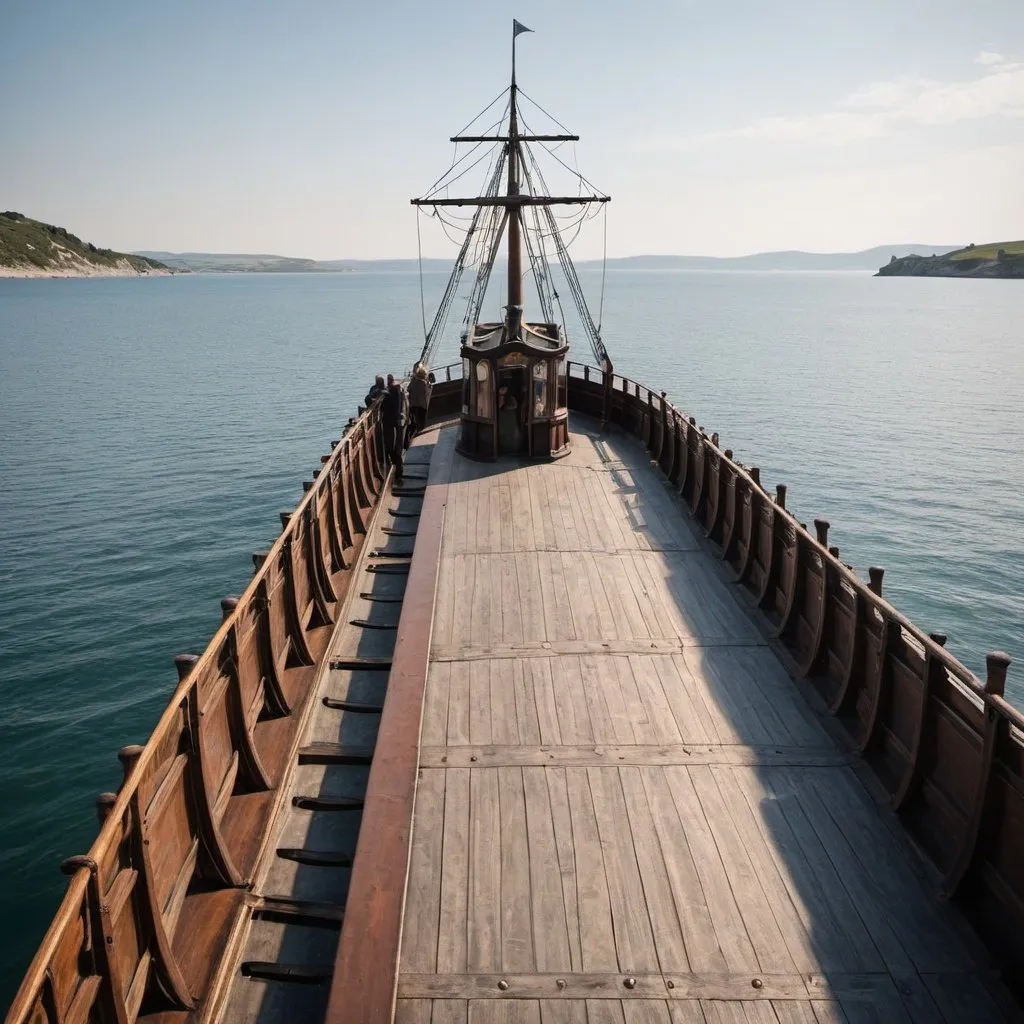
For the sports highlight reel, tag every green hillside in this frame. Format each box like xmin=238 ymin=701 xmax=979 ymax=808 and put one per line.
xmin=0 ymin=212 xmax=172 ymax=274
xmin=946 ymin=240 xmax=1024 ymax=261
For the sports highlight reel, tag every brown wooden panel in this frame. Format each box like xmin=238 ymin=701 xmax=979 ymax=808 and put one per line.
xmin=324 ymin=430 xmax=453 ymax=1024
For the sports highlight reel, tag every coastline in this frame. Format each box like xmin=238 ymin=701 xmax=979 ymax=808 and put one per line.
xmin=0 ymin=262 xmax=175 ymax=279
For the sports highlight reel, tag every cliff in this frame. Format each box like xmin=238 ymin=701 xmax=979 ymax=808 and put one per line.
xmin=0 ymin=213 xmax=175 ymax=278
xmin=877 ymin=242 xmax=1024 ymax=279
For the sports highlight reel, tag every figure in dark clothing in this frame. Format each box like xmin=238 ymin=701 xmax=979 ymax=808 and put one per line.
xmin=364 ymin=375 xmax=385 ymax=408
xmin=380 ymin=373 xmax=407 ymax=483
xmin=406 ymin=364 xmax=432 ymax=445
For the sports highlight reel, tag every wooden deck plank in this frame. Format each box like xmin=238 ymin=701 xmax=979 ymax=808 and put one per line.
xmin=401 ymin=767 xmax=445 ymax=971
xmin=663 ymin=766 xmax=758 ymax=973
xmin=538 ymin=1002 xmax=588 ymax=1024
xmin=555 ymin=656 xmax=596 ymax=745
xmin=469 ymin=767 xmax=502 ymax=972
xmin=434 ymin=1001 xmax=470 ymax=1024
xmin=469 ymin=659 xmax=492 ymax=744
xmin=618 ymin=766 xmax=690 ymax=973
xmin=688 ymin=765 xmax=798 ymax=975
xmin=729 ymin=767 xmax=881 ymax=974
xmin=565 ymin=767 xmax=619 ymax=971
xmin=447 ymin=660 xmax=471 ymax=746
xmin=587 ymin=768 xmax=660 ymax=972
xmin=421 ymin=660 xmax=452 ymax=747
xmin=468 ymin=1000 xmax=542 ymax=1024
xmin=517 ymin=551 xmax=548 ymax=641
xmin=491 ymin=658 xmax=520 ymax=745
xmin=547 ymin=767 xmax=584 ymax=972
xmin=529 ymin=658 xmax=563 ymax=746
xmin=523 ymin=766 xmax=573 ymax=971
xmin=499 ymin=767 xmax=535 ymax=971
xmin=628 ymin=656 xmax=684 ymax=745
xmin=438 ymin=768 xmax=471 ymax=974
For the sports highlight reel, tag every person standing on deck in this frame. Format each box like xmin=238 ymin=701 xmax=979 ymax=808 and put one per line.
xmin=364 ymin=374 xmax=385 ymax=409
xmin=381 ymin=373 xmax=407 ymax=483
xmin=406 ymin=364 xmax=432 ymax=446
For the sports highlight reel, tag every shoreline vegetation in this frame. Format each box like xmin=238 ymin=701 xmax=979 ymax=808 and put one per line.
xmin=0 ymin=213 xmax=175 ymax=278
xmin=876 ymin=241 xmax=1024 ymax=279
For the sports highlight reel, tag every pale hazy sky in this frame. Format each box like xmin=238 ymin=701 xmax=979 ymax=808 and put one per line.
xmin=2 ymin=0 xmax=1022 ymax=259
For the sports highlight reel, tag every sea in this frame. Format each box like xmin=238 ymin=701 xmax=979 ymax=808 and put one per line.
xmin=0 ymin=269 xmax=1022 ymax=1000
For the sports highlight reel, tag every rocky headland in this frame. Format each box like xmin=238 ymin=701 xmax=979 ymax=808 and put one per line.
xmin=877 ymin=242 xmax=1024 ymax=279
xmin=0 ymin=212 xmax=175 ymax=278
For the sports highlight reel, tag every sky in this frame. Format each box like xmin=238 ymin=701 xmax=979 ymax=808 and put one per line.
xmin=2 ymin=0 xmax=1022 ymax=260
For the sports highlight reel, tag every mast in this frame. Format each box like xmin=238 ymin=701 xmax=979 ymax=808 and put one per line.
xmin=506 ymin=44 xmax=523 ymax=308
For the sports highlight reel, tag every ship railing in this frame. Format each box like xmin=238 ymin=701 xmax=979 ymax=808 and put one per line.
xmin=5 ymin=400 xmax=392 ymax=1024
xmin=566 ymin=357 xmax=1022 ymax=983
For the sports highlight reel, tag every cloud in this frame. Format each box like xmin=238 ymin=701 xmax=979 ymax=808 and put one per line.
xmin=651 ymin=53 xmax=1024 ymax=150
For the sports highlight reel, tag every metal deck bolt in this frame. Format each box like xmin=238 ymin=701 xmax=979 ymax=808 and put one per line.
xmin=623 ymin=977 xmax=637 ymax=990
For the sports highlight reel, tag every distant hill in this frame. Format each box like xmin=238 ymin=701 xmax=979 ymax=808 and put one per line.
xmin=582 ymin=245 xmax=963 ymax=272
xmin=877 ymin=241 xmax=1024 ymax=279
xmin=136 ymin=245 xmax=962 ymax=275
xmin=1 ymin=213 xmax=173 ymax=277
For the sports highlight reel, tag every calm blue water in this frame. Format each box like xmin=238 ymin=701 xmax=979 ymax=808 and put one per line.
xmin=1 ymin=271 xmax=1022 ymax=1001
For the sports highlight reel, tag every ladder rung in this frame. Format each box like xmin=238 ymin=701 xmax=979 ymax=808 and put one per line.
xmin=276 ymin=847 xmax=353 ymax=867
xmin=388 ymin=508 xmax=421 ymax=518
xmin=240 ymin=961 xmax=329 ymax=984
xmin=329 ymin=657 xmax=392 ymax=670
xmin=369 ymin=549 xmax=414 ymax=559
xmin=366 ymin=563 xmax=410 ymax=574
xmin=382 ymin=527 xmax=418 ymax=537
xmin=298 ymin=743 xmax=374 ymax=766
xmin=349 ymin=618 xmax=397 ymax=631
xmin=360 ymin=592 xmax=404 ymax=603
xmin=247 ymin=893 xmax=346 ymax=925
xmin=292 ymin=794 xmax=365 ymax=812
xmin=322 ymin=697 xmax=384 ymax=713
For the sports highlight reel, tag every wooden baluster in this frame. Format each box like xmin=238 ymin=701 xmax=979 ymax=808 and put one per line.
xmin=773 ymin=521 xmax=801 ymax=638
xmin=719 ymin=461 xmax=740 ymax=562
xmin=344 ymin=443 xmax=368 ymax=535
xmin=664 ymin=413 xmax=680 ymax=484
xmin=305 ymin=502 xmax=338 ymax=612
xmin=703 ymin=448 xmax=725 ymax=541
xmin=858 ymin=602 xmax=892 ymax=753
xmin=351 ymin=429 xmax=373 ymax=511
xmin=179 ymin=657 xmax=244 ymax=887
xmin=322 ymin=472 xmax=351 ymax=572
xmin=796 ymin=521 xmax=831 ymax=676
xmin=689 ymin=432 xmax=707 ymax=518
xmin=892 ymin=632 xmax=947 ymax=811
xmin=827 ymin=567 xmax=863 ymax=715
xmin=942 ymin=652 xmax=1012 ymax=898
xmin=654 ymin=392 xmax=667 ymax=463
xmin=643 ymin=391 xmax=655 ymax=450
xmin=675 ymin=418 xmax=691 ymax=497
xmin=117 ymin=745 xmax=195 ymax=1009
xmin=58 ymin=856 xmax=128 ymax=1024
xmin=732 ymin=470 xmax=758 ymax=584
xmin=251 ymin=579 xmax=292 ymax=718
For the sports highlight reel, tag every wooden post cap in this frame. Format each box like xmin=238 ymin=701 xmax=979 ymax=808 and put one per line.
xmin=96 ymin=792 xmax=118 ymax=823
xmin=252 ymin=551 xmax=269 ymax=571
xmin=814 ymin=519 xmax=830 ymax=546
xmin=868 ymin=567 xmax=884 ymax=596
xmin=118 ymin=745 xmax=144 ymax=783
xmin=220 ymin=596 xmax=239 ymax=622
xmin=775 ymin=484 xmax=786 ymax=509
xmin=279 ymin=511 xmax=292 ymax=529
xmin=689 ymin=416 xmax=696 ymax=425
xmin=60 ymin=855 xmax=97 ymax=877
xmin=174 ymin=654 xmax=198 ymax=681
xmin=724 ymin=449 xmax=733 ymax=460
xmin=749 ymin=467 xmax=760 ymax=487
xmin=320 ymin=454 xmax=330 ymax=464
xmin=711 ymin=432 xmax=719 ymax=447
xmin=828 ymin=546 xmax=840 ymax=559
xmin=985 ymin=651 xmax=1012 ymax=697
xmin=313 ymin=469 xmax=321 ymax=479
xmin=330 ymin=440 xmax=340 ymax=449
xmin=929 ymin=632 xmax=948 ymax=646
xmin=302 ymin=480 xmax=313 ymax=492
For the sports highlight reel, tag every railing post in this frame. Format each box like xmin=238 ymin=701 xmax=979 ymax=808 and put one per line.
xmin=943 ymin=652 xmax=1012 ymax=897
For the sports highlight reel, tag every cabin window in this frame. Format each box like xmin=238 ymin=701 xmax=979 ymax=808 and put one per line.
xmin=556 ymin=358 xmax=566 ymax=410
xmin=532 ymin=361 xmax=549 ymax=418
xmin=475 ymin=360 xmax=492 ymax=418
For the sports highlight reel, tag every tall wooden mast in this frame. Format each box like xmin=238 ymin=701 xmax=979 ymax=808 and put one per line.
xmin=506 ymin=25 xmax=524 ymax=308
